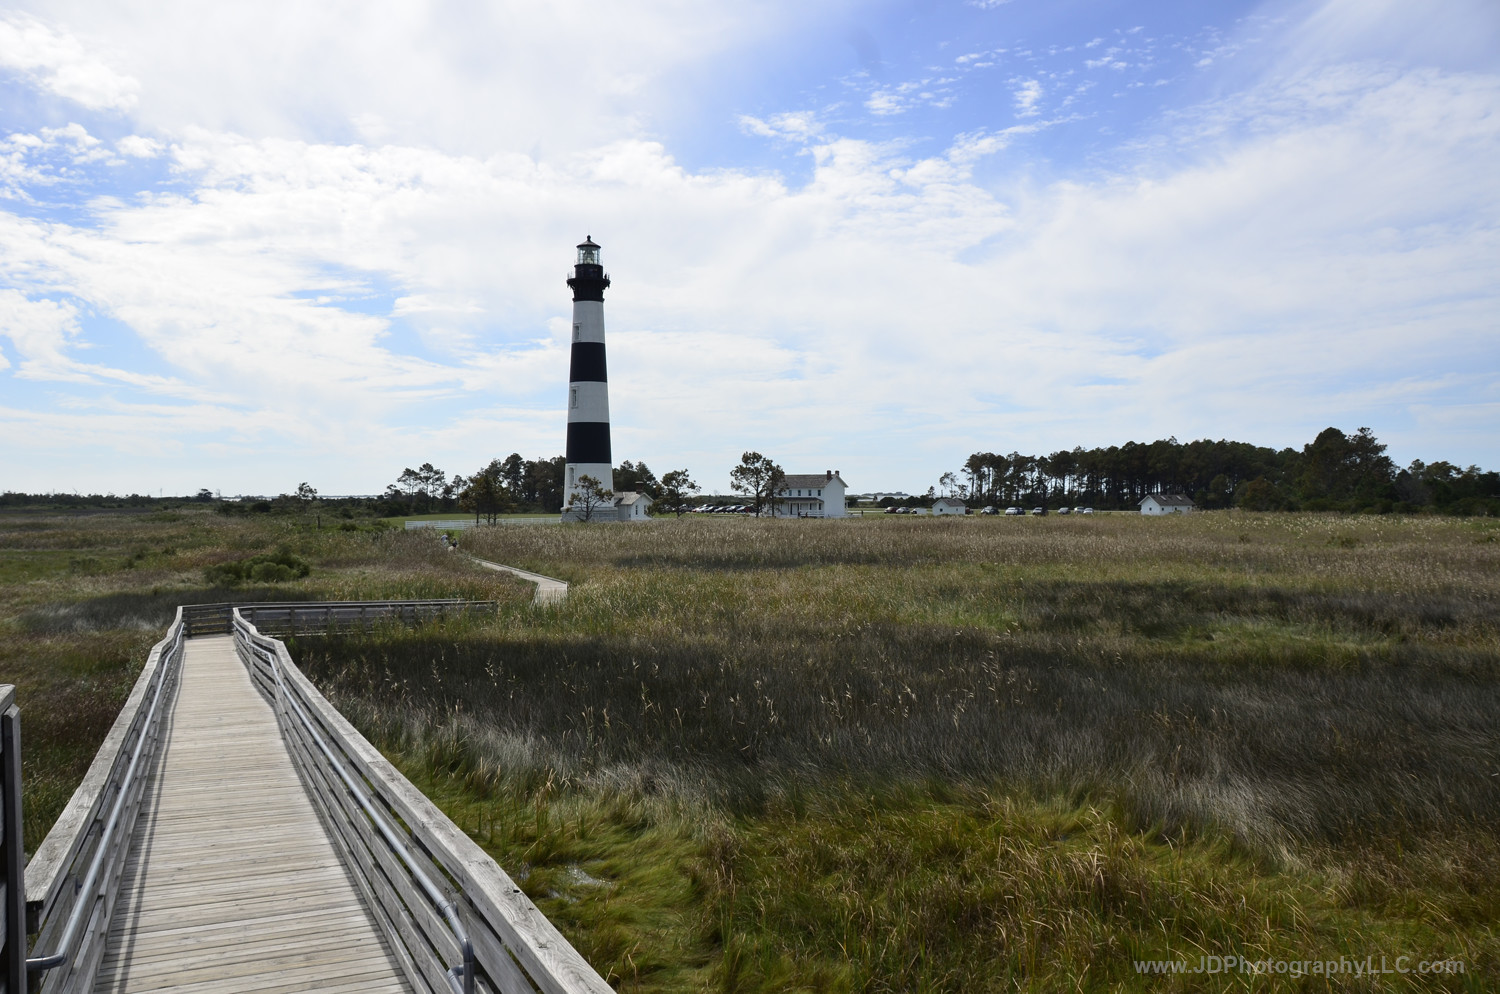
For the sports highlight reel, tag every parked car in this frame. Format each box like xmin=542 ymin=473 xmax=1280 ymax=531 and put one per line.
xmin=1080 ymin=507 xmax=1094 ymax=514
xmin=1031 ymin=507 xmax=1044 ymax=515
xmin=981 ymin=506 xmax=997 ymax=515
xmin=1057 ymin=507 xmax=1072 ymax=515
xmin=1004 ymin=507 xmax=1021 ymax=515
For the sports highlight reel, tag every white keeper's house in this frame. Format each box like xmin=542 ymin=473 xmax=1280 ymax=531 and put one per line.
xmin=1140 ymin=493 xmax=1195 ymax=515
xmin=775 ymin=471 xmax=848 ymax=518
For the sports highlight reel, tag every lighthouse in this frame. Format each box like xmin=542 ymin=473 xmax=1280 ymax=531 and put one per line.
xmin=562 ymin=236 xmax=613 ymax=520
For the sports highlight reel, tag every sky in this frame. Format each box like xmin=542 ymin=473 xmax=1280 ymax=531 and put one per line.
xmin=0 ymin=0 xmax=1497 ymax=497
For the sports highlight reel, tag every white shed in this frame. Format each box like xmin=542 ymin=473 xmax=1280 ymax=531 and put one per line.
xmin=612 ymin=491 xmax=653 ymax=521
xmin=932 ymin=497 xmax=967 ymax=516
xmin=1140 ymin=493 xmax=1195 ymax=515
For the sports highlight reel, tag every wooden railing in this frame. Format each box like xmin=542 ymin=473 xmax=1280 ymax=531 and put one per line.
xmin=184 ymin=599 xmax=496 ymax=638
xmin=2 ymin=687 xmax=25 ymax=994
xmin=22 ymin=609 xmax=186 ymax=994
xmin=232 ymin=610 xmax=612 ymax=994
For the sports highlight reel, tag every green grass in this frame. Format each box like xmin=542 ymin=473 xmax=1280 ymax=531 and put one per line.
xmin=289 ymin=513 xmax=1499 ymax=991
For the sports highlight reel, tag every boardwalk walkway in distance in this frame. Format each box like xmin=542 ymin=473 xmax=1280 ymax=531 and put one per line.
xmin=471 ymin=557 xmax=569 ymax=605
xmin=93 ymin=636 xmax=410 ymax=994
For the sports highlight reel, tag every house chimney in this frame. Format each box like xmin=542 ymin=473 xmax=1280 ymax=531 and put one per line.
xmin=826 ymin=470 xmax=832 ymax=479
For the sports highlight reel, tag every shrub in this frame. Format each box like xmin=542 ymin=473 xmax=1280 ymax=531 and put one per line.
xmin=204 ymin=548 xmax=311 ymax=586
xmin=249 ymin=562 xmax=297 ymax=582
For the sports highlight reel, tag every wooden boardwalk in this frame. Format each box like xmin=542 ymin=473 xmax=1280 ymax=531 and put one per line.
xmin=471 ymin=558 xmax=568 ymax=605
xmin=92 ymin=636 xmax=410 ymax=993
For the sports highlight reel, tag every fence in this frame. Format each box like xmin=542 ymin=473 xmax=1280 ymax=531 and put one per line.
xmin=183 ymin=599 xmax=496 ymax=637
xmin=22 ymin=609 xmax=185 ymax=994
xmin=2 ymin=687 xmax=25 ymax=994
xmin=232 ymin=610 xmax=612 ymax=994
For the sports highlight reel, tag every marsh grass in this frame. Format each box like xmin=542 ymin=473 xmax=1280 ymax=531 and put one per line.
xmin=0 ymin=508 xmax=530 ymax=848
xmin=294 ymin=514 xmax=1500 ymax=991
xmin=8 ymin=510 xmax=1499 ymax=989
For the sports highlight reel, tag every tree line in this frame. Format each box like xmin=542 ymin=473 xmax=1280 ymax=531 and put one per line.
xmin=389 ymin=450 xmax=796 ymax=521
xmin=6 ymin=427 xmax=1493 ymax=519
xmin=380 ymin=456 xmax=703 ymax=521
xmin=945 ymin=427 xmax=1500 ymax=515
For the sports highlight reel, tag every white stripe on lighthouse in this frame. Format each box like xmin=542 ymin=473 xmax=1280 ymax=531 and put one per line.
xmin=567 ymin=380 xmax=610 ymax=423
xmin=570 ymin=301 xmax=606 ymax=344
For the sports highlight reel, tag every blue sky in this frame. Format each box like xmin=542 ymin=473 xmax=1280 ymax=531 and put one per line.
xmin=1 ymin=0 xmax=1497 ymax=496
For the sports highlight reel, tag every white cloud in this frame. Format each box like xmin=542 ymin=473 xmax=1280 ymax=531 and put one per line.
xmin=14 ymin=57 xmax=1492 ymax=484
xmin=0 ymin=13 xmax=137 ymax=109
xmin=7 ymin=0 xmax=823 ymax=157
xmin=1012 ymin=78 xmax=1043 ymax=116
xmin=0 ymin=290 xmax=86 ymax=380
xmin=738 ymin=111 xmax=824 ymax=141
xmin=0 ymin=122 xmax=119 ymax=192
xmin=864 ymin=89 xmax=906 ymax=115
xmin=41 ymin=122 xmax=112 ymax=163
xmin=115 ymin=134 xmax=161 ymax=158
xmin=0 ymin=0 xmax=1497 ymax=492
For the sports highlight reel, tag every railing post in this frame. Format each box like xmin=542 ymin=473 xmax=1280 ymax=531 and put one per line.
xmin=2 ymin=687 xmax=26 ymax=994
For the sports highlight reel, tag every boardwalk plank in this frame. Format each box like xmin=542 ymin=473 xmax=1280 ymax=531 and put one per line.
xmin=94 ymin=636 xmax=411 ymax=993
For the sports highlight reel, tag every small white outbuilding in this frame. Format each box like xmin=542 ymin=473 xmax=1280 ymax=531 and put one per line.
xmin=611 ymin=492 xmax=653 ymax=521
xmin=932 ymin=497 xmax=968 ymax=516
xmin=1140 ymin=493 xmax=1195 ymax=515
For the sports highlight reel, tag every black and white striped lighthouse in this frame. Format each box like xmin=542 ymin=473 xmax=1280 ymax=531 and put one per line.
xmin=562 ymin=236 xmax=613 ymax=520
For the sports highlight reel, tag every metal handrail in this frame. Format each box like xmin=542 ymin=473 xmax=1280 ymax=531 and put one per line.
xmin=236 ymin=615 xmax=475 ymax=994
xmin=281 ymin=668 xmax=475 ymax=994
xmin=25 ymin=619 xmax=183 ymax=978
xmin=2 ymin=686 xmax=25 ymax=994
xmin=183 ymin=599 xmax=497 ymax=637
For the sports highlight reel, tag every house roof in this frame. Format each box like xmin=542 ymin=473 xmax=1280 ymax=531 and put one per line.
xmin=1140 ymin=493 xmax=1195 ymax=506
xmin=933 ymin=497 xmax=967 ymax=508
xmin=781 ymin=473 xmax=846 ymax=490
xmin=614 ymin=491 xmax=652 ymax=506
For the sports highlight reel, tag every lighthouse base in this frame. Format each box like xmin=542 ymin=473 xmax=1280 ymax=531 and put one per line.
xmin=561 ymin=462 xmax=615 ymax=522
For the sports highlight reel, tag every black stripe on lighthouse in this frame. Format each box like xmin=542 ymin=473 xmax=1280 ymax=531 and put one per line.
xmin=566 ymin=422 xmax=612 ymax=464
xmin=567 ymin=263 xmax=609 ymax=302
xmin=568 ymin=342 xmax=608 ymax=382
